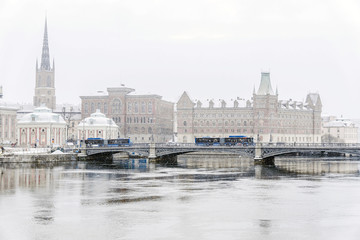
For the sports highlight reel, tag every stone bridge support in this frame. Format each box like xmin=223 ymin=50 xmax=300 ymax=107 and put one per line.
xmin=149 ymin=142 xmax=157 ymax=159
xmin=254 ymin=143 xmax=274 ymax=166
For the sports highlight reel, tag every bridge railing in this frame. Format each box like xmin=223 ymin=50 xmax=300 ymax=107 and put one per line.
xmin=260 ymin=142 xmax=360 ymax=148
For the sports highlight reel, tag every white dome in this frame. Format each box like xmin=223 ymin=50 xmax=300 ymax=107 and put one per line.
xmin=78 ymin=109 xmax=118 ymax=127
xmin=18 ymin=106 xmax=66 ymax=124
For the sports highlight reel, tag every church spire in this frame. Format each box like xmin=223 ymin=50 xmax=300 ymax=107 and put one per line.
xmin=40 ymin=17 xmax=51 ymax=70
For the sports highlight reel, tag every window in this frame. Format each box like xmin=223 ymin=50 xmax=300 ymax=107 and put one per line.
xmin=128 ymin=102 xmax=132 ymax=112
xmin=112 ymin=99 xmax=122 ymax=114
xmin=47 ymin=76 xmax=51 ymax=87
xmin=97 ymin=102 xmax=101 ymax=111
xmin=141 ymin=102 xmax=145 ymax=113
xmin=91 ymin=103 xmax=95 ymax=113
xmin=134 ymin=102 xmax=138 ymax=113
xmin=104 ymin=103 xmax=108 ymax=114
xmin=183 ymin=121 xmax=187 ymax=126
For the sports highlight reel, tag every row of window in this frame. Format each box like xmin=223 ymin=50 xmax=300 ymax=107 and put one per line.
xmin=84 ymin=100 xmax=154 ymax=114
xmin=182 ymin=128 xmax=321 ymax=135
xmin=182 ymin=112 xmax=316 ymax=119
xmin=126 ymin=117 xmax=154 ymax=124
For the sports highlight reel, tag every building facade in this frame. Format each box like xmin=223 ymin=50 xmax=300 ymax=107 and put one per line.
xmin=177 ymin=72 xmax=322 ymax=143
xmin=77 ymin=109 xmax=119 ymax=140
xmin=80 ymin=87 xmax=174 ymax=143
xmin=17 ymin=106 xmax=66 ymax=147
xmin=322 ymin=116 xmax=358 ymax=143
xmin=33 ymin=18 xmax=56 ymax=110
xmin=0 ymin=105 xmax=17 ymax=145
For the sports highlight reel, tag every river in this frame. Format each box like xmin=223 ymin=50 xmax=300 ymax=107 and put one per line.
xmin=1 ymin=156 xmax=360 ymax=240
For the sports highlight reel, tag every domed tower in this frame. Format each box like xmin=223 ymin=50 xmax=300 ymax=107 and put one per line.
xmin=33 ymin=17 xmax=56 ymax=110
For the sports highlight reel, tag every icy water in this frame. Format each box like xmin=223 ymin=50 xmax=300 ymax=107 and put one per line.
xmin=1 ymin=156 xmax=360 ymax=240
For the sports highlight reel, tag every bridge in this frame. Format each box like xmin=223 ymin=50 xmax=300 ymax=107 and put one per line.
xmin=80 ymin=142 xmax=360 ymax=165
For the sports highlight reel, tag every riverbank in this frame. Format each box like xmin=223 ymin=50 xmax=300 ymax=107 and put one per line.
xmin=0 ymin=147 xmax=77 ymax=163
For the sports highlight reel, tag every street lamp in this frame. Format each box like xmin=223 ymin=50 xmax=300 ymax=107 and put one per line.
xmin=81 ymin=119 xmax=86 ymax=148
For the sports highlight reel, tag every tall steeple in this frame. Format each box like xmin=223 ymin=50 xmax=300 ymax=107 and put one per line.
xmin=40 ymin=17 xmax=51 ymax=70
xmin=34 ymin=17 xmax=56 ymax=110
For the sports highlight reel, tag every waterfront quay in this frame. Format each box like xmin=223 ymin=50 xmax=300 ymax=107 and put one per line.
xmin=2 ymin=142 xmax=360 ymax=165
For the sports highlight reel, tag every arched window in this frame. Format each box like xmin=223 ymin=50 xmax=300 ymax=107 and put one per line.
xmin=112 ymin=99 xmax=122 ymax=114
xmin=134 ymin=102 xmax=138 ymax=113
xmin=141 ymin=102 xmax=145 ymax=113
xmin=104 ymin=103 xmax=108 ymax=114
xmin=128 ymin=102 xmax=132 ymax=112
xmin=84 ymin=103 xmax=88 ymax=114
xmin=148 ymin=102 xmax=152 ymax=113
xmin=183 ymin=121 xmax=187 ymax=126
xmin=148 ymin=127 xmax=153 ymax=134
xmin=91 ymin=103 xmax=95 ymax=113
xmin=47 ymin=76 xmax=51 ymax=87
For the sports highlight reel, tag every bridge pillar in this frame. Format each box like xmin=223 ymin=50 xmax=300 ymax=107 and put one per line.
xmin=254 ymin=143 xmax=274 ymax=166
xmin=254 ymin=143 xmax=263 ymax=161
xmin=148 ymin=142 xmax=157 ymax=159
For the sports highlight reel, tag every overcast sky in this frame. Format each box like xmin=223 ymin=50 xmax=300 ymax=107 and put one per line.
xmin=1 ymin=0 xmax=360 ymax=117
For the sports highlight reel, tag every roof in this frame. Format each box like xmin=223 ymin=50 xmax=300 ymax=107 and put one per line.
xmin=324 ymin=119 xmax=356 ymax=128
xmin=78 ymin=109 xmax=119 ymax=128
xmin=257 ymin=72 xmax=275 ymax=95
xmin=18 ymin=106 xmax=66 ymax=124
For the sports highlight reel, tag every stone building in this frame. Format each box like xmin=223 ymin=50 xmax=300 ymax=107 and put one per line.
xmin=80 ymin=87 xmax=174 ymax=143
xmin=77 ymin=109 xmax=119 ymax=140
xmin=0 ymin=104 xmax=17 ymax=145
xmin=322 ymin=116 xmax=358 ymax=143
xmin=177 ymin=72 xmax=322 ymax=143
xmin=33 ymin=17 xmax=56 ymax=110
xmin=17 ymin=106 xmax=66 ymax=147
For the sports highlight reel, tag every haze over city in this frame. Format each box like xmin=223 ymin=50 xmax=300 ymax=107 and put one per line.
xmin=1 ymin=0 xmax=360 ymax=118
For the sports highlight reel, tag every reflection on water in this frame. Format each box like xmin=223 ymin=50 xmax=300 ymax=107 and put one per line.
xmin=1 ymin=156 xmax=360 ymax=240
xmin=275 ymin=157 xmax=360 ymax=175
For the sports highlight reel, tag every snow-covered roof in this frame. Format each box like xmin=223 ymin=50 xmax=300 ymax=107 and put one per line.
xmin=78 ymin=109 xmax=119 ymax=128
xmin=324 ymin=119 xmax=356 ymax=128
xmin=18 ymin=106 xmax=66 ymax=124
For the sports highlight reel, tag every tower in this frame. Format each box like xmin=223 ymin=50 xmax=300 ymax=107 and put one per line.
xmin=33 ymin=17 xmax=56 ymax=110
xmin=253 ymin=72 xmax=278 ymax=142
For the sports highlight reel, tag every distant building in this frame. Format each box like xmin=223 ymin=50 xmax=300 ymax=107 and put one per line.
xmin=33 ymin=17 xmax=56 ymax=110
xmin=177 ymin=72 xmax=322 ymax=143
xmin=80 ymin=87 xmax=174 ymax=143
xmin=16 ymin=106 xmax=66 ymax=147
xmin=0 ymin=104 xmax=17 ymax=145
xmin=77 ymin=109 xmax=119 ymax=140
xmin=322 ymin=116 xmax=358 ymax=143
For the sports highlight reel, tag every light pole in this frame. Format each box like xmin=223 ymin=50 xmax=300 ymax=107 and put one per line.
xmin=82 ymin=120 xmax=85 ymax=148
xmin=49 ymin=123 xmax=53 ymax=148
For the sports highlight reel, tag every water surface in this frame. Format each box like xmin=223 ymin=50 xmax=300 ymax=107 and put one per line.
xmin=1 ymin=156 xmax=360 ymax=240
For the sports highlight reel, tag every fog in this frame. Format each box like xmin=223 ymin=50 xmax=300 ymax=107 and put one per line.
xmin=1 ymin=0 xmax=360 ymax=117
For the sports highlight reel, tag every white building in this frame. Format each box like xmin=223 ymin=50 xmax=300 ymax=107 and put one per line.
xmin=77 ymin=109 xmax=120 ymax=140
xmin=322 ymin=117 xmax=358 ymax=143
xmin=17 ymin=106 xmax=67 ymax=147
xmin=0 ymin=105 xmax=17 ymax=145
